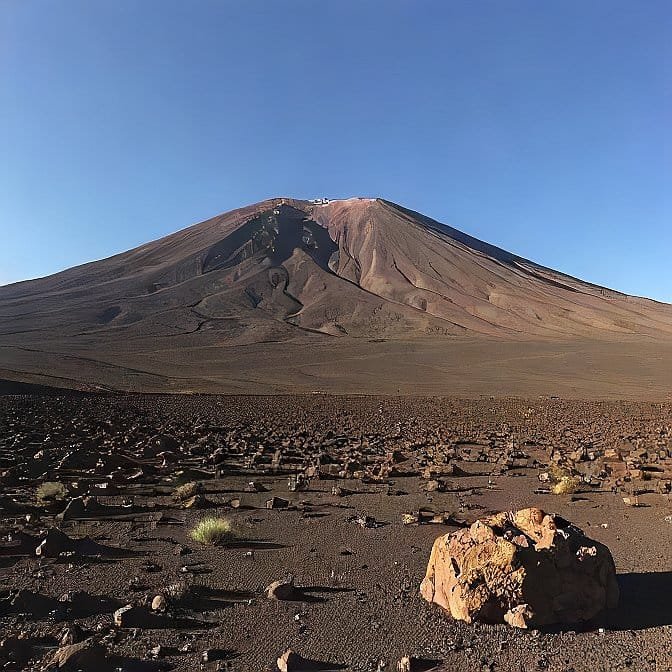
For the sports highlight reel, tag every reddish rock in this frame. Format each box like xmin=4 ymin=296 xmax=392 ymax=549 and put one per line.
xmin=420 ymin=507 xmax=619 ymax=628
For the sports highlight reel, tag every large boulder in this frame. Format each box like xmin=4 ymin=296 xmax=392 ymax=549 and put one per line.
xmin=420 ymin=507 xmax=619 ymax=628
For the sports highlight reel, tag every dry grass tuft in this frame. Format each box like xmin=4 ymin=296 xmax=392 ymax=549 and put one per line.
xmin=190 ymin=517 xmax=234 ymax=545
xmin=551 ymin=475 xmax=581 ymax=495
xmin=546 ymin=463 xmax=581 ymax=495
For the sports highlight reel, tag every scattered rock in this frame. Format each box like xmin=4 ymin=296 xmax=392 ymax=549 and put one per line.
xmin=113 ymin=604 xmax=154 ymax=628
xmin=149 ymin=644 xmax=165 ymax=659
xmin=60 ymin=625 xmax=85 ymax=646
xmin=266 ymin=496 xmax=290 ymax=509
xmin=181 ymin=494 xmax=210 ymax=509
xmin=424 ymin=479 xmax=445 ymax=493
xmin=397 ymin=656 xmax=411 ymax=672
xmin=246 ymin=481 xmax=268 ymax=492
xmin=202 ymin=648 xmax=230 ymax=662
xmin=350 ymin=513 xmax=383 ymax=528
xmin=35 ymin=528 xmax=75 ymax=557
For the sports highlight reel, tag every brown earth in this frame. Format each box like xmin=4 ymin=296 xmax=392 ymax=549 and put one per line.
xmin=1 ymin=394 xmax=671 ymax=671
xmin=1 ymin=198 xmax=671 ymax=671
xmin=0 ymin=197 xmax=670 ymax=396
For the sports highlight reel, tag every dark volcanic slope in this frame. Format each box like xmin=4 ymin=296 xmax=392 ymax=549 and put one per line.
xmin=0 ymin=197 xmax=671 ymax=394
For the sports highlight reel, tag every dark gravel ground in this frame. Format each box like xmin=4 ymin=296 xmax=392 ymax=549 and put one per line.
xmin=1 ymin=394 xmax=671 ymax=672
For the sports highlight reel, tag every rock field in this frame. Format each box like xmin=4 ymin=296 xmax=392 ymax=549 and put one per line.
xmin=1 ymin=393 xmax=671 ymax=671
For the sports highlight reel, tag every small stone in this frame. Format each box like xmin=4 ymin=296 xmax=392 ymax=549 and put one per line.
xmin=425 ymin=479 xmax=445 ymax=492
xmin=59 ymin=624 xmax=84 ymax=646
xmin=266 ymin=577 xmax=296 ymax=600
xmin=151 ymin=594 xmax=167 ymax=611
xmin=182 ymin=494 xmax=209 ymax=509
xmin=277 ymin=648 xmax=307 ymax=672
xmin=35 ymin=528 xmax=75 ymax=558
xmin=50 ymin=639 xmax=107 ymax=668
xmin=113 ymin=604 xmax=152 ymax=628
xmin=397 ymin=655 xmax=411 ymax=671
xmin=202 ymin=648 xmax=228 ymax=662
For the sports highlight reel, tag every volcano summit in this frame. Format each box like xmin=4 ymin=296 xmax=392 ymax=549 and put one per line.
xmin=1 ymin=197 xmax=670 ymax=397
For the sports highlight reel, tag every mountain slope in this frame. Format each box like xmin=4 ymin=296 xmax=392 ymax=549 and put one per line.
xmin=313 ymin=198 xmax=672 ymax=339
xmin=0 ymin=197 xmax=670 ymax=395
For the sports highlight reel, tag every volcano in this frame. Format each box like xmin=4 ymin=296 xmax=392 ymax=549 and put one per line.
xmin=1 ymin=197 xmax=671 ymax=397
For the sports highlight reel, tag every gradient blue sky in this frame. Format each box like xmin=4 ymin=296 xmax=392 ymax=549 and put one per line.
xmin=1 ymin=1 xmax=670 ymax=301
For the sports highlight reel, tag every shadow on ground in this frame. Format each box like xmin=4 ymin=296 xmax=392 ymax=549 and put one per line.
xmin=607 ymin=572 xmax=672 ymax=631
xmin=534 ymin=572 xmax=672 ymax=634
xmin=223 ymin=539 xmax=287 ymax=550
xmin=291 ymin=586 xmax=355 ymax=604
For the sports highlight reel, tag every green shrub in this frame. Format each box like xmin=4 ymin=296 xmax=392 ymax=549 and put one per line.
xmin=190 ymin=517 xmax=234 ymax=545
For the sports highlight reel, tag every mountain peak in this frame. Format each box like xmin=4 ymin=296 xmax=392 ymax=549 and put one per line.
xmin=0 ymin=197 xmax=670 ymax=393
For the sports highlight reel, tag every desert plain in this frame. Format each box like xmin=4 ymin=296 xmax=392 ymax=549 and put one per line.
xmin=1 ymin=391 xmax=671 ymax=672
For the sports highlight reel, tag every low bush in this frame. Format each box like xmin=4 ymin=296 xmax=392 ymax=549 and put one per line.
xmin=189 ymin=517 xmax=234 ymax=545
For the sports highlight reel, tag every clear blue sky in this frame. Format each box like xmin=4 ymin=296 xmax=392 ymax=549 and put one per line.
xmin=1 ymin=1 xmax=670 ymax=301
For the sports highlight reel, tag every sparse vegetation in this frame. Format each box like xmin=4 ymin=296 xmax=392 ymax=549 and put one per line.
xmin=1 ymin=391 xmax=670 ymax=672
xmin=551 ymin=475 xmax=580 ymax=495
xmin=36 ymin=481 xmax=67 ymax=504
xmin=190 ymin=517 xmax=234 ymax=545
xmin=173 ymin=481 xmax=202 ymax=502
xmin=547 ymin=465 xmax=580 ymax=495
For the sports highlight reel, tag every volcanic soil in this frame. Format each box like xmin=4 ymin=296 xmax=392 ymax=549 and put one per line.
xmin=1 ymin=393 xmax=671 ymax=671
xmin=2 ymin=198 xmax=671 ymax=397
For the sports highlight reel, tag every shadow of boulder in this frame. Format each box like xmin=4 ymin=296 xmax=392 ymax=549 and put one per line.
xmin=606 ymin=572 xmax=672 ymax=631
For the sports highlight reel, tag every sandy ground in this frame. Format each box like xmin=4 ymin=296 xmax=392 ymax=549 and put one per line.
xmin=1 ymin=394 xmax=671 ymax=671
xmin=1 ymin=338 xmax=672 ymax=399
